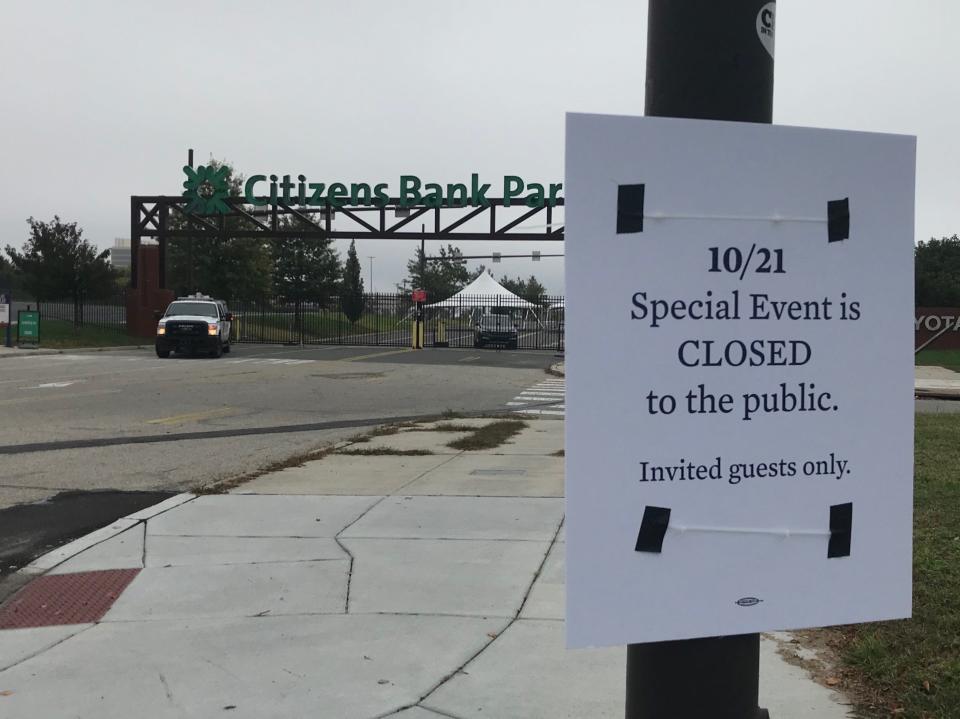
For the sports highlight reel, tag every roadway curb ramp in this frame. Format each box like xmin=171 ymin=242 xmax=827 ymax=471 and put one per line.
xmin=17 ymin=494 xmax=197 ymax=576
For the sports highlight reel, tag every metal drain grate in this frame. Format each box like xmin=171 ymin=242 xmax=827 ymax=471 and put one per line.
xmin=0 ymin=569 xmax=140 ymax=630
xmin=470 ymin=469 xmax=528 ymax=476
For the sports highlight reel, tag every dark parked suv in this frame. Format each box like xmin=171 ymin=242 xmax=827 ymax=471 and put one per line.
xmin=473 ymin=315 xmax=519 ymax=349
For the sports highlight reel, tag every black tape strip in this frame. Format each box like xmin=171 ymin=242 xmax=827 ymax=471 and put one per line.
xmin=827 ymin=198 xmax=850 ymax=243
xmin=635 ymin=506 xmax=670 ymax=553
xmin=828 ymin=502 xmax=852 ymax=558
xmin=617 ymin=184 xmax=645 ymax=234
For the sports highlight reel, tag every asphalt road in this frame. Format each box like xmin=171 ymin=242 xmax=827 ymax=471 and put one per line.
xmin=0 ymin=343 xmax=558 ymax=504
xmin=0 ymin=343 xmax=559 ymax=581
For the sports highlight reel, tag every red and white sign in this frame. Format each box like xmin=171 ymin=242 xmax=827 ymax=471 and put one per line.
xmin=412 ymin=289 xmax=427 ymax=303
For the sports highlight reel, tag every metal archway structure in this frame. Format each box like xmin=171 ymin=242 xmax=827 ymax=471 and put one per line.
xmin=129 ymin=195 xmax=564 ymax=290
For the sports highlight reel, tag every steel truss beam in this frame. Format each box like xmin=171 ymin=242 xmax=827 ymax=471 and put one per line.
xmin=130 ymin=195 xmax=564 ymax=288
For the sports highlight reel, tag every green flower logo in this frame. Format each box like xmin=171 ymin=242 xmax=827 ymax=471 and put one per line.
xmin=182 ymin=164 xmax=232 ymax=215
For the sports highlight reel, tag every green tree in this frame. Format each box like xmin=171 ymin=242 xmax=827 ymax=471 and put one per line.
xmin=166 ymin=160 xmax=273 ymax=302
xmin=400 ymin=244 xmax=469 ymax=300
xmin=499 ymin=273 xmax=547 ymax=303
xmin=523 ymin=275 xmax=547 ymax=303
xmin=341 ymin=240 xmax=365 ymax=324
xmin=112 ymin=266 xmax=131 ymax=291
xmin=916 ymin=235 xmax=960 ymax=306
xmin=0 ymin=251 xmax=18 ymax=291
xmin=498 ymin=274 xmax=527 ymax=296
xmin=6 ymin=217 xmax=117 ymax=320
xmin=271 ymin=216 xmax=341 ymax=303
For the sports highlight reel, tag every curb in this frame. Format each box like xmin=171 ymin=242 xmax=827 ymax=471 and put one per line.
xmin=915 ymin=389 xmax=960 ymax=400
xmin=10 ymin=428 xmax=408 ymax=581
xmin=547 ymin=362 xmax=565 ymax=378
xmin=62 ymin=345 xmax=152 ymax=354
xmin=0 ymin=344 xmax=150 ymax=359
xmin=18 ymin=493 xmax=196 ymax=577
xmin=0 ymin=345 xmax=153 ymax=359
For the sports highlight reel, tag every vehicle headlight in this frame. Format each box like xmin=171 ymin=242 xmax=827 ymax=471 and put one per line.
xmin=156 ymin=323 xmax=166 ymax=336
xmin=207 ymin=323 xmax=219 ymax=336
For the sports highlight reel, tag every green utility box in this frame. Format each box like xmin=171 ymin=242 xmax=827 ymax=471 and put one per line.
xmin=18 ymin=310 xmax=39 ymax=346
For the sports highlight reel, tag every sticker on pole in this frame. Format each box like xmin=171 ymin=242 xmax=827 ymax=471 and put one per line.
xmin=756 ymin=2 xmax=776 ymax=59
xmin=564 ymin=113 xmax=916 ymax=648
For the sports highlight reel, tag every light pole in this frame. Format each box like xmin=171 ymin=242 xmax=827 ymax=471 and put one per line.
xmin=626 ymin=3 xmax=775 ymax=719
xmin=367 ymin=256 xmax=375 ymax=293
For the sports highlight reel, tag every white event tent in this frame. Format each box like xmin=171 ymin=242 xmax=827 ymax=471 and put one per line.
xmin=426 ymin=272 xmax=538 ymax=309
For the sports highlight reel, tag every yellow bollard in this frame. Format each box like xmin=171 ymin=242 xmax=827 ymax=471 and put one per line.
xmin=411 ymin=319 xmax=425 ymax=349
xmin=434 ymin=319 xmax=448 ymax=348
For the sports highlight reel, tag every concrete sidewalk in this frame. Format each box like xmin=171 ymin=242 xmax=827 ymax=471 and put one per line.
xmin=914 ymin=364 xmax=960 ymax=397
xmin=0 ymin=417 xmax=851 ymax=718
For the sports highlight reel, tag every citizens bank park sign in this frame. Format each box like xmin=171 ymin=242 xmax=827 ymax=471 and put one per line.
xmin=181 ymin=164 xmax=563 ymax=216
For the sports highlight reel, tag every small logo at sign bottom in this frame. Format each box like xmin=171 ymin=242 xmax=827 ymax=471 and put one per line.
xmin=735 ymin=597 xmax=764 ymax=607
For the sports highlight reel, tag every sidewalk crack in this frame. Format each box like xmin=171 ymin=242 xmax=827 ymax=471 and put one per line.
xmin=413 ymin=513 xmax=566 ymax=711
xmin=335 ymin=496 xmax=390 ymax=615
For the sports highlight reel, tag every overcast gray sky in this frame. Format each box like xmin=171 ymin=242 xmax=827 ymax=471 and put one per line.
xmin=1 ymin=1 xmax=956 ymax=294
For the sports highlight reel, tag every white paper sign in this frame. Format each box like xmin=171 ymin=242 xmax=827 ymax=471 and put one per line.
xmin=0 ymin=304 xmax=8 ymax=325
xmin=565 ymin=114 xmax=915 ymax=648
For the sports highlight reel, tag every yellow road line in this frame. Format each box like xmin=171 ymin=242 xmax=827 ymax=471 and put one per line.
xmin=146 ymin=407 xmax=237 ymax=426
xmin=341 ymin=348 xmax=415 ymax=363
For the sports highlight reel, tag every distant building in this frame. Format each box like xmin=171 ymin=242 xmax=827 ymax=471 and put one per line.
xmin=110 ymin=238 xmax=131 ymax=269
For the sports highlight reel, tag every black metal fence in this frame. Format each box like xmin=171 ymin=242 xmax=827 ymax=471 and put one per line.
xmin=24 ymin=293 xmax=128 ymax=331
xmin=230 ymin=294 xmax=414 ymax=346
xmin=229 ymin=293 xmax=564 ymax=351
xmin=15 ymin=291 xmax=565 ymax=351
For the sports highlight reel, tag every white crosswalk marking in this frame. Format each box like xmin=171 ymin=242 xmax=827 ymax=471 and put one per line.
xmin=506 ymin=378 xmax=565 ymax=417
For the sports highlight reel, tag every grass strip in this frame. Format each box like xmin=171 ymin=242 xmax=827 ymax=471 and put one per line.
xmin=192 ymin=447 xmax=334 ymax=494
xmin=27 ymin=319 xmax=143 ymax=349
xmin=821 ymin=414 xmax=960 ymax=718
xmin=915 ymin=348 xmax=960 ymax=373
xmin=446 ymin=419 xmax=527 ymax=451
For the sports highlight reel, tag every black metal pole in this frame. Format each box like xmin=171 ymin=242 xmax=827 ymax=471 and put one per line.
xmin=3 ymin=290 xmax=11 ymax=348
xmin=645 ymin=0 xmax=774 ymax=124
xmin=130 ymin=198 xmax=140 ymax=290
xmin=627 ymin=2 xmax=775 ymax=719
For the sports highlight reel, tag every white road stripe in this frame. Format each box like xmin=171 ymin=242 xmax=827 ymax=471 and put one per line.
xmin=228 ymin=358 xmax=316 ymax=365
xmin=26 ymin=380 xmax=82 ymax=389
xmin=508 ymin=378 xmax=566 ymax=417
